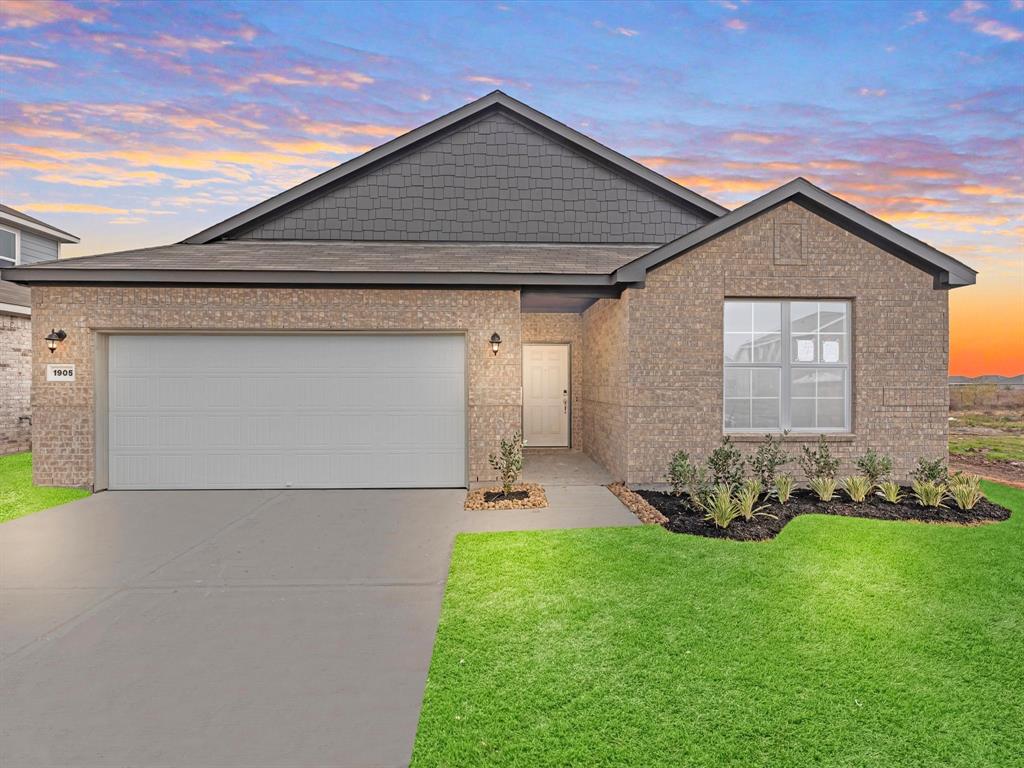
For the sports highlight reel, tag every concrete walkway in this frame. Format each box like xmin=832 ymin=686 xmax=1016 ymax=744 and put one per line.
xmin=0 ymin=486 xmax=636 ymax=768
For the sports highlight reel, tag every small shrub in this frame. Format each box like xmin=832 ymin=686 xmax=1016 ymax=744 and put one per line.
xmin=876 ymin=480 xmax=904 ymax=504
xmin=707 ymin=436 xmax=745 ymax=489
xmin=774 ymin=473 xmax=795 ymax=504
xmin=911 ymin=479 xmax=948 ymax=508
xmin=799 ymin=436 xmax=840 ymax=482
xmin=735 ymin=479 xmax=775 ymax=521
xmin=841 ymin=475 xmax=873 ymax=503
xmin=697 ymin=484 xmax=741 ymax=529
xmin=809 ymin=476 xmax=838 ymax=502
xmin=948 ymin=474 xmax=985 ymax=510
xmin=750 ymin=434 xmax=789 ymax=488
xmin=911 ymin=457 xmax=948 ymax=484
xmin=488 ymin=433 xmax=523 ymax=496
xmin=855 ymin=449 xmax=893 ymax=485
xmin=667 ymin=450 xmax=706 ymax=498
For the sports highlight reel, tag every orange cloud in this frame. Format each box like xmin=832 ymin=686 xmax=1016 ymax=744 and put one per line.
xmin=20 ymin=202 xmax=129 ymax=214
xmin=0 ymin=53 xmax=58 ymax=70
xmin=727 ymin=131 xmax=779 ymax=144
xmin=227 ymin=68 xmax=373 ymax=93
xmin=0 ymin=0 xmax=101 ymax=28
xmin=300 ymin=120 xmax=405 ymax=139
xmin=725 ymin=19 xmax=748 ymax=31
xmin=957 ymin=184 xmax=1023 ymax=197
xmin=261 ymin=139 xmax=375 ymax=155
xmin=890 ymin=167 xmax=958 ymax=180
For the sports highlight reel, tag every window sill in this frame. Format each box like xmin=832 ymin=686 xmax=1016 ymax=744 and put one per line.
xmin=726 ymin=432 xmax=857 ymax=443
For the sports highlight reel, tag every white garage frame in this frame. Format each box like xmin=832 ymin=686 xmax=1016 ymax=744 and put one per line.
xmin=93 ymin=330 xmax=469 ymax=491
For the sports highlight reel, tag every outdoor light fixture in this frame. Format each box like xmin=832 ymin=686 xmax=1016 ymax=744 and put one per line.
xmin=45 ymin=329 xmax=66 ymax=354
xmin=490 ymin=333 xmax=502 ymax=355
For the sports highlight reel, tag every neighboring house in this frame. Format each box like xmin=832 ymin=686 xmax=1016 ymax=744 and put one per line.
xmin=1 ymin=92 xmax=975 ymax=490
xmin=0 ymin=204 xmax=79 ymax=455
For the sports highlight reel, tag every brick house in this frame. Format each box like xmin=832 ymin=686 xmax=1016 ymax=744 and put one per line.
xmin=0 ymin=205 xmax=79 ymax=455
xmin=1 ymin=92 xmax=975 ymax=490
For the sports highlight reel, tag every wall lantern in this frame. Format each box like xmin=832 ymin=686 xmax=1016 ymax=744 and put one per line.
xmin=489 ymin=333 xmax=502 ymax=356
xmin=45 ymin=329 xmax=67 ymax=354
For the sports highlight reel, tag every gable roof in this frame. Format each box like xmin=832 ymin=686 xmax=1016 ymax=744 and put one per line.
xmin=0 ymin=203 xmax=79 ymax=244
xmin=614 ymin=177 xmax=977 ymax=288
xmin=0 ymin=278 xmax=31 ymax=312
xmin=184 ymin=91 xmax=728 ymax=244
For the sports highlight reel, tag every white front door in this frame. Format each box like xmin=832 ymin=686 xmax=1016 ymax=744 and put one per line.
xmin=523 ymin=343 xmax=569 ymax=447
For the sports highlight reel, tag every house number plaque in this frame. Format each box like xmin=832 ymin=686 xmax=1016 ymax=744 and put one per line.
xmin=46 ymin=364 xmax=76 ymax=382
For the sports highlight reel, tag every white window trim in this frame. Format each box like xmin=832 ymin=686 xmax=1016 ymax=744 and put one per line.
xmin=0 ymin=224 xmax=20 ymax=266
xmin=724 ymin=299 xmax=852 ymax=434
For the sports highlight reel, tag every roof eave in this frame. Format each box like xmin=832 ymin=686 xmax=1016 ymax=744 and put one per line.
xmin=0 ymin=210 xmax=80 ymax=244
xmin=0 ymin=265 xmax=619 ymax=288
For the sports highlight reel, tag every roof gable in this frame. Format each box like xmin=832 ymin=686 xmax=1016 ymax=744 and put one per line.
xmin=186 ymin=91 xmax=727 ymax=245
xmin=615 ymin=178 xmax=977 ymax=288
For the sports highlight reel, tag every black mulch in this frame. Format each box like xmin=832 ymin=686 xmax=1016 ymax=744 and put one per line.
xmin=483 ymin=489 xmax=531 ymax=503
xmin=638 ymin=488 xmax=1012 ymax=542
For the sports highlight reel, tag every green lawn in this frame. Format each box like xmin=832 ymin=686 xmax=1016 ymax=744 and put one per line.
xmin=949 ymin=435 xmax=1024 ymax=463
xmin=412 ymin=482 xmax=1023 ymax=767
xmin=0 ymin=452 xmax=90 ymax=524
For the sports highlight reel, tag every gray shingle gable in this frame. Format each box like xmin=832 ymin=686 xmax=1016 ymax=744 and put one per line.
xmin=236 ymin=112 xmax=710 ymax=243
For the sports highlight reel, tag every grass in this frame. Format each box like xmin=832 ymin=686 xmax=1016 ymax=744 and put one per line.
xmin=949 ymin=435 xmax=1024 ymax=462
xmin=949 ymin=410 xmax=1024 ymax=433
xmin=0 ymin=452 xmax=90 ymax=523
xmin=412 ymin=482 xmax=1023 ymax=767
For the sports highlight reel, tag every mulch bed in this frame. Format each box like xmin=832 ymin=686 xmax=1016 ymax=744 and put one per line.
xmin=634 ymin=488 xmax=1012 ymax=541
xmin=465 ymin=483 xmax=548 ymax=510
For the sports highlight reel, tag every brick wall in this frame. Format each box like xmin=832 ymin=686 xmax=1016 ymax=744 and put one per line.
xmin=622 ymin=201 xmax=949 ymax=485
xmin=581 ymin=294 xmax=632 ymax=479
xmin=522 ymin=313 xmax=584 ymax=450
xmin=1 ymin=313 xmax=32 ymax=454
xmin=239 ymin=111 xmax=708 ymax=243
xmin=30 ymin=286 xmax=522 ymax=488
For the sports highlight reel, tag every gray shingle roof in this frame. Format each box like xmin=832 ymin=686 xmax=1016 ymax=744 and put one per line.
xmin=0 ymin=203 xmax=79 ymax=242
xmin=15 ymin=241 xmax=653 ymax=274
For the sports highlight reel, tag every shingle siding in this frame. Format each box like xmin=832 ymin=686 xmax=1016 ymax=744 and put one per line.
xmin=238 ymin=112 xmax=710 ymax=243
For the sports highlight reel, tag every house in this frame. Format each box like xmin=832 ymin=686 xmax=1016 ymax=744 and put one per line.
xmin=0 ymin=204 xmax=79 ymax=455
xmin=1 ymin=92 xmax=975 ymax=490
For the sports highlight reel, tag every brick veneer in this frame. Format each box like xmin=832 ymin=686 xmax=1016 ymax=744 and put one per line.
xmin=582 ymin=293 xmax=631 ymax=479
xmin=30 ymin=286 xmax=522 ymax=488
xmin=618 ymin=201 xmax=949 ymax=485
xmin=1 ymin=313 xmax=32 ymax=454
xmin=522 ymin=312 xmax=584 ymax=450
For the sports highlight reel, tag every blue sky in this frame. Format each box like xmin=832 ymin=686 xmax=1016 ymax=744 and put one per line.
xmin=0 ymin=0 xmax=1021 ymax=373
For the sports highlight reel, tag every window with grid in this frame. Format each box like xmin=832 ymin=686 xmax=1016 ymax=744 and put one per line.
xmin=724 ymin=299 xmax=850 ymax=432
xmin=0 ymin=227 xmax=16 ymax=266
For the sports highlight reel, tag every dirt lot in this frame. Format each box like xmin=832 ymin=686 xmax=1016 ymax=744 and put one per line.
xmin=948 ymin=405 xmax=1024 ymax=488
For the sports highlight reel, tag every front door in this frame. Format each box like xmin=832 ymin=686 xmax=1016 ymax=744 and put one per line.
xmin=523 ymin=343 xmax=570 ymax=447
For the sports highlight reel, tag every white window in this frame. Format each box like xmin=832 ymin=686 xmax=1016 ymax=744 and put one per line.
xmin=0 ymin=226 xmax=18 ymax=266
xmin=724 ymin=299 xmax=850 ymax=432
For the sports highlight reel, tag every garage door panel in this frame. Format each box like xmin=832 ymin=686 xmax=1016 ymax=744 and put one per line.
xmin=108 ymin=334 xmax=466 ymax=489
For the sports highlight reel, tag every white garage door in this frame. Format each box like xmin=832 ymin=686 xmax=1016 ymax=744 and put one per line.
xmin=108 ymin=334 xmax=466 ymax=490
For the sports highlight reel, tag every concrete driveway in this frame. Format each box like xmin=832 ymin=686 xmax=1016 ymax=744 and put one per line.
xmin=0 ymin=486 xmax=636 ymax=768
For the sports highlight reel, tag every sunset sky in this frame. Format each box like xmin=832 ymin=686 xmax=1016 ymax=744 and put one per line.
xmin=1 ymin=0 xmax=1021 ymax=376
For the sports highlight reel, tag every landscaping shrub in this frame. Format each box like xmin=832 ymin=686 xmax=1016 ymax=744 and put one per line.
xmin=666 ymin=450 xmax=706 ymax=498
xmin=876 ymin=480 xmax=904 ymax=504
xmin=948 ymin=474 xmax=985 ymax=510
xmin=774 ymin=473 xmax=795 ymax=504
xmin=707 ymin=436 xmax=745 ymax=490
xmin=809 ymin=476 xmax=838 ymax=502
xmin=912 ymin=479 xmax=948 ymax=508
xmin=697 ymin=484 xmax=741 ymax=529
xmin=855 ymin=449 xmax=893 ymax=485
xmin=798 ymin=436 xmax=840 ymax=482
xmin=911 ymin=457 xmax=948 ymax=484
xmin=488 ymin=433 xmax=524 ymax=496
xmin=750 ymin=434 xmax=789 ymax=488
xmin=734 ymin=479 xmax=773 ymax=521
xmin=841 ymin=475 xmax=873 ymax=502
